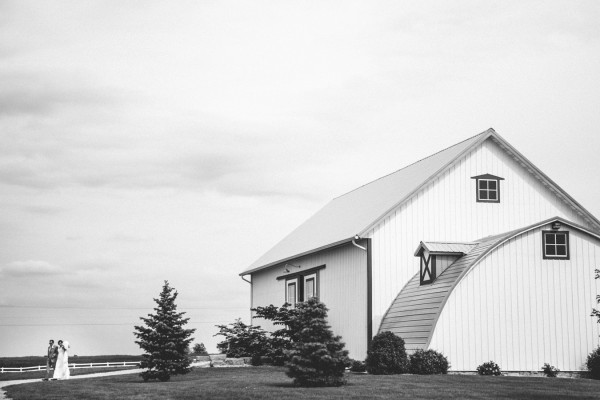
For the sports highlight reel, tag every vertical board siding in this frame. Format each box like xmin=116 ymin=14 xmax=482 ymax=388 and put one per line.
xmin=429 ymin=226 xmax=600 ymax=371
xmin=251 ymin=243 xmax=368 ymax=359
xmin=368 ymin=139 xmax=593 ymax=335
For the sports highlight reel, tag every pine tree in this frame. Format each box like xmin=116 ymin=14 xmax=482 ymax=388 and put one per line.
xmin=134 ymin=281 xmax=196 ymax=381
xmin=286 ymin=297 xmax=349 ymax=387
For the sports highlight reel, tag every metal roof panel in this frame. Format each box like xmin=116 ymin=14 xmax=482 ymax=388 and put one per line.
xmin=241 ymin=130 xmax=490 ymax=275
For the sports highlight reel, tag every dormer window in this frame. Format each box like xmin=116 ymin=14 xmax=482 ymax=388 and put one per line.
xmin=419 ymin=250 xmax=436 ymax=285
xmin=414 ymin=241 xmax=476 ymax=285
xmin=471 ymin=174 xmax=504 ymax=203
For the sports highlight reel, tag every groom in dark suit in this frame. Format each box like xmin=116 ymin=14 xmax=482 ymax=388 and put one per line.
xmin=44 ymin=339 xmax=58 ymax=381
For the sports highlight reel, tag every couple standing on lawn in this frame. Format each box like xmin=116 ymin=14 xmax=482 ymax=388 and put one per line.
xmin=44 ymin=339 xmax=70 ymax=380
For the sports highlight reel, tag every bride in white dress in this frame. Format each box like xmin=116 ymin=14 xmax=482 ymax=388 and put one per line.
xmin=52 ymin=340 xmax=70 ymax=380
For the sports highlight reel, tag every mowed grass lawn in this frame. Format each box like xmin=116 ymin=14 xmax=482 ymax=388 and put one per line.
xmin=0 ymin=366 xmax=139 ymax=382
xmin=5 ymin=366 xmax=600 ymax=400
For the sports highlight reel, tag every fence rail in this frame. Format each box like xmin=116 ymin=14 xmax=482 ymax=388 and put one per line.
xmin=1 ymin=361 xmax=141 ymax=373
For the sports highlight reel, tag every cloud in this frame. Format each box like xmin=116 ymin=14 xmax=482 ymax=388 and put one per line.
xmin=1 ymin=260 xmax=64 ymax=277
xmin=0 ymin=110 xmax=336 ymax=200
xmin=106 ymin=234 xmax=149 ymax=244
xmin=20 ymin=205 xmax=64 ymax=215
xmin=0 ymin=258 xmax=133 ymax=308
xmin=0 ymin=71 xmax=116 ymax=117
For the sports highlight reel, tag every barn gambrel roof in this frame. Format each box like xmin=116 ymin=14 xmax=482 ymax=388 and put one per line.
xmin=241 ymin=129 xmax=600 ymax=276
xmin=378 ymin=217 xmax=600 ymax=352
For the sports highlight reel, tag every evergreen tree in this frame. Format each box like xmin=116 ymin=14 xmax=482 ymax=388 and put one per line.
xmin=286 ymin=298 xmax=349 ymax=387
xmin=252 ymin=303 xmax=298 ymax=365
xmin=134 ymin=281 xmax=196 ymax=381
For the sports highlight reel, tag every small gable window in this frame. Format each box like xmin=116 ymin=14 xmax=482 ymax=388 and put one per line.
xmin=414 ymin=241 xmax=475 ymax=286
xmin=471 ymin=174 xmax=504 ymax=203
xmin=543 ymin=231 xmax=570 ymax=260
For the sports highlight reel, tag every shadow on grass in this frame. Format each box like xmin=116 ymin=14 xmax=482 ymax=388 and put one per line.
xmin=264 ymin=382 xmax=296 ymax=388
xmin=264 ymin=381 xmax=361 ymax=389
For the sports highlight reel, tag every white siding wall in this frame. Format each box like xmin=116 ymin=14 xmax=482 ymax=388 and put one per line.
xmin=429 ymin=225 xmax=600 ymax=371
xmin=251 ymin=243 xmax=369 ymax=359
xmin=368 ymin=139 xmax=593 ymax=334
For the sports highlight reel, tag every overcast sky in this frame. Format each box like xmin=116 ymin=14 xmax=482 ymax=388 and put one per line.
xmin=1 ymin=1 xmax=600 ymax=357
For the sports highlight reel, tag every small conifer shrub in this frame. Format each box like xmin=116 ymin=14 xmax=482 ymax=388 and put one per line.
xmin=366 ymin=331 xmax=409 ymax=374
xmin=542 ymin=363 xmax=559 ymax=378
xmin=587 ymin=347 xmax=600 ymax=380
xmin=409 ymin=349 xmax=449 ymax=375
xmin=286 ymin=298 xmax=349 ymax=386
xmin=476 ymin=361 xmax=501 ymax=376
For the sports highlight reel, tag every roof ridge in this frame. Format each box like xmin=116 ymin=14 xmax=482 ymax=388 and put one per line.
xmin=333 ymin=128 xmax=494 ymax=200
xmin=423 ymin=240 xmax=477 ymax=244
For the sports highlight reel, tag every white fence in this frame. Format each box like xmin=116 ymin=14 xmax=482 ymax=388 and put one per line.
xmin=1 ymin=361 xmax=141 ymax=373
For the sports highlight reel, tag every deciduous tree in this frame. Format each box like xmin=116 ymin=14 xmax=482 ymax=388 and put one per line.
xmin=192 ymin=342 xmax=208 ymax=356
xmin=592 ymin=269 xmax=600 ymax=324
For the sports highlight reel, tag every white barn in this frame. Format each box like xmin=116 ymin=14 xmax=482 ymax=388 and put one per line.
xmin=240 ymin=128 xmax=600 ymax=371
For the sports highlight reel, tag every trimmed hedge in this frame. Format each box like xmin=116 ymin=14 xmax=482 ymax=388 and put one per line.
xmin=349 ymin=359 xmax=366 ymax=373
xmin=587 ymin=347 xmax=600 ymax=380
xmin=477 ymin=361 xmax=501 ymax=376
xmin=366 ymin=331 xmax=409 ymax=375
xmin=409 ymin=349 xmax=449 ymax=375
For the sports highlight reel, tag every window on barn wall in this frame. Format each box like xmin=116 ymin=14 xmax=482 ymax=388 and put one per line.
xmin=304 ymin=273 xmax=317 ymax=300
xmin=471 ymin=174 xmax=504 ymax=203
xmin=285 ymin=278 xmax=298 ymax=306
xmin=543 ymin=231 xmax=570 ymax=260
xmin=278 ymin=265 xmax=325 ymax=306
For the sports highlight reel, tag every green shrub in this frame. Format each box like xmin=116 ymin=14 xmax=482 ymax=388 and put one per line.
xmin=587 ymin=347 xmax=600 ymax=380
xmin=366 ymin=331 xmax=409 ymax=375
xmin=286 ymin=298 xmax=349 ymax=386
xmin=409 ymin=349 xmax=449 ymax=374
xmin=349 ymin=359 xmax=366 ymax=373
xmin=476 ymin=361 xmax=501 ymax=376
xmin=214 ymin=319 xmax=270 ymax=365
xmin=252 ymin=303 xmax=298 ymax=365
xmin=541 ymin=363 xmax=559 ymax=378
